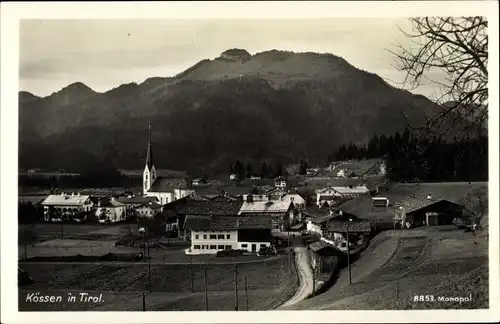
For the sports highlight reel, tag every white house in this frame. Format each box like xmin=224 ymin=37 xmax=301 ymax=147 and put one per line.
xmin=41 ymin=193 xmax=94 ymax=222
xmin=274 ymin=177 xmax=287 ymax=190
xmin=316 ymin=185 xmax=370 ymax=207
xmin=95 ymin=197 xmax=127 ymax=223
xmin=136 ymin=202 xmax=163 ymax=218
xmin=142 ymin=122 xmax=195 ymax=205
xmin=242 ymin=188 xmax=307 ymax=210
xmin=184 ymin=215 xmax=273 ymax=255
xmin=229 ymin=173 xmax=238 ymax=181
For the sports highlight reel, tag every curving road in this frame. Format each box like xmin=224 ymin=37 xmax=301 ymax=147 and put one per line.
xmin=279 ymin=245 xmax=314 ymax=308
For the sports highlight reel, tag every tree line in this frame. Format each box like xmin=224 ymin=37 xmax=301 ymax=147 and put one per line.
xmin=328 ymin=128 xmax=488 ymax=182
xmin=228 ymin=159 xmax=310 ymax=180
xmin=18 ymin=168 xmax=137 ymax=189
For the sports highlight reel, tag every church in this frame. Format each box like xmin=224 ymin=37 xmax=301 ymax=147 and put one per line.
xmin=142 ymin=122 xmax=194 ymax=205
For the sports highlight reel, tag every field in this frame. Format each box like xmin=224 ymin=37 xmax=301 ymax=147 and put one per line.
xmin=18 ymin=256 xmax=298 ymax=311
xmin=19 ymin=224 xmax=130 ymax=243
xmin=284 ymin=226 xmax=489 ymax=310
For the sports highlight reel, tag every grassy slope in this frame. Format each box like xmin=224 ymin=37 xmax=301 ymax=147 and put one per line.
xmin=284 ymin=227 xmax=488 ymax=310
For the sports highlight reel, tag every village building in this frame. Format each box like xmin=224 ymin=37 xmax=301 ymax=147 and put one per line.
xmin=315 ymin=185 xmax=370 ymax=207
xmin=321 ymin=213 xmax=372 ymax=253
xmin=41 ymin=192 xmax=94 ymax=222
xmin=164 ymin=196 xmax=243 ymax=239
xmin=95 ymin=197 xmax=127 ymax=223
xmin=135 ymin=201 xmax=163 ymax=218
xmin=393 ymin=194 xmax=464 ymax=229
xmin=241 ymin=188 xmax=307 ymax=210
xmin=142 ymin=122 xmax=195 ymax=204
xmin=237 ymin=199 xmax=296 ymax=231
xmin=191 ymin=177 xmax=207 ymax=186
xmin=184 ymin=214 xmax=273 ymax=255
xmin=116 ymin=195 xmax=159 ymax=216
xmin=274 ymin=176 xmax=287 ymax=190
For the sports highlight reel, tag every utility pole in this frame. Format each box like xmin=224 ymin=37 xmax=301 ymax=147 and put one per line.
xmin=346 ymin=224 xmax=352 ymax=285
xmin=288 ymin=230 xmax=291 ymax=272
xmin=234 ymin=263 xmax=239 ymax=311
xmin=61 ymin=222 xmax=64 ymax=239
xmin=203 ymin=267 xmax=209 ymax=311
xmin=189 ymin=255 xmax=194 ymax=292
xmin=142 ymin=293 xmax=146 ymax=311
xmin=396 ymin=280 xmax=400 ymax=299
xmin=147 ymin=244 xmax=152 ymax=292
xmin=244 ymin=275 xmax=249 ymax=311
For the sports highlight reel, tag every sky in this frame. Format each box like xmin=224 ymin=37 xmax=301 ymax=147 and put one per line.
xmin=19 ymin=18 xmax=446 ymax=99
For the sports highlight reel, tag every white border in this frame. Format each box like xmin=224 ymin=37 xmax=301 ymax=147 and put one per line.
xmin=1 ymin=1 xmax=499 ymax=323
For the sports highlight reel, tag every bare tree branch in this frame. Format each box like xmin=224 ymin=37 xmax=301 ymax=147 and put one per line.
xmin=389 ymin=17 xmax=488 ymax=140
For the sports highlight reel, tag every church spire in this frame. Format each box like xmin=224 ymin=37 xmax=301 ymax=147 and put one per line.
xmin=145 ymin=121 xmax=154 ymax=170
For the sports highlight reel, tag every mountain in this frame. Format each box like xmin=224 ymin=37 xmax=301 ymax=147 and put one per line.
xmin=19 ymin=49 xmax=448 ymax=174
xmin=19 ymin=91 xmax=40 ymax=104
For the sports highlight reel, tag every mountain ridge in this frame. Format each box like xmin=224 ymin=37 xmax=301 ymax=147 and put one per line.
xmin=19 ymin=48 xmax=449 ymax=174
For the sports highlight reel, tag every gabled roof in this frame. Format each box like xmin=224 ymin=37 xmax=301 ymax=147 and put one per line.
xmin=309 ymin=240 xmax=333 ymax=252
xmin=98 ymin=197 xmax=126 ymax=208
xmin=148 ymin=176 xmax=191 ymax=193
xmin=326 ymin=218 xmax=372 ymax=233
xmin=137 ymin=202 xmax=163 ymax=210
xmin=238 ymin=200 xmax=292 ymax=215
xmin=42 ymin=194 xmax=91 ymax=206
xmin=397 ymin=196 xmax=462 ymax=214
xmin=178 ymin=199 xmax=243 ymax=216
xmin=117 ymin=196 xmax=158 ymax=205
xmin=184 ymin=215 xmax=272 ymax=231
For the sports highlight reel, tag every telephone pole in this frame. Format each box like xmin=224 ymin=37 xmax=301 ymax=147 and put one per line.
xmin=189 ymin=255 xmax=194 ymax=292
xmin=346 ymin=224 xmax=352 ymax=285
xmin=244 ymin=275 xmax=249 ymax=311
xmin=204 ymin=267 xmax=208 ymax=311
xmin=234 ymin=263 xmax=239 ymax=311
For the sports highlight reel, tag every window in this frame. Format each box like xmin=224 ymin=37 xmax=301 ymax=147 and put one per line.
xmin=195 ymin=234 xmax=199 ymax=239
xmin=194 ymin=245 xmax=200 ymax=249
xmin=225 ymin=245 xmax=232 ymax=250
xmin=209 ymin=234 xmax=216 ymax=239
xmin=203 ymin=234 xmax=207 ymax=239
xmin=241 ymin=244 xmax=248 ymax=248
xmin=217 ymin=234 xmax=224 ymax=239
xmin=210 ymin=245 xmax=216 ymax=250
xmin=226 ymin=234 xmax=231 ymax=239
xmin=260 ymin=244 xmax=267 ymax=248
xmin=217 ymin=245 xmax=224 ymax=250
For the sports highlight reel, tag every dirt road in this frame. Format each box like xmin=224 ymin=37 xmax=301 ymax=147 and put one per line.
xmin=279 ymin=246 xmax=313 ymax=308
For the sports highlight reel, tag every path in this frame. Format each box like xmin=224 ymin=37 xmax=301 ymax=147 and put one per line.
xmin=279 ymin=244 xmax=313 ymax=308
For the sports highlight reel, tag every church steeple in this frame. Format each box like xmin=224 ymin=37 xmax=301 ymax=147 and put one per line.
xmin=143 ymin=121 xmax=156 ymax=195
xmin=145 ymin=121 xmax=154 ymax=170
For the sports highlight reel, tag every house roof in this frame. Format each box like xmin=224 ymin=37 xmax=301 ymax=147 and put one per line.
xmin=308 ymin=214 xmax=336 ymax=224
xmin=309 ymin=240 xmax=332 ymax=252
xmin=303 ymin=206 xmax=330 ymax=218
xmin=137 ymin=202 xmax=163 ymax=210
xmin=148 ymin=176 xmax=191 ymax=193
xmin=397 ymin=196 xmax=462 ymax=214
xmin=116 ymin=196 xmax=158 ymax=205
xmin=42 ymin=194 xmax=91 ymax=206
xmin=331 ymin=186 xmax=370 ymax=194
xmin=98 ymin=197 xmax=126 ymax=208
xmin=238 ymin=201 xmax=292 ymax=215
xmin=184 ymin=215 xmax=272 ymax=231
xmin=326 ymin=218 xmax=372 ymax=232
xmin=178 ymin=199 xmax=243 ymax=216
